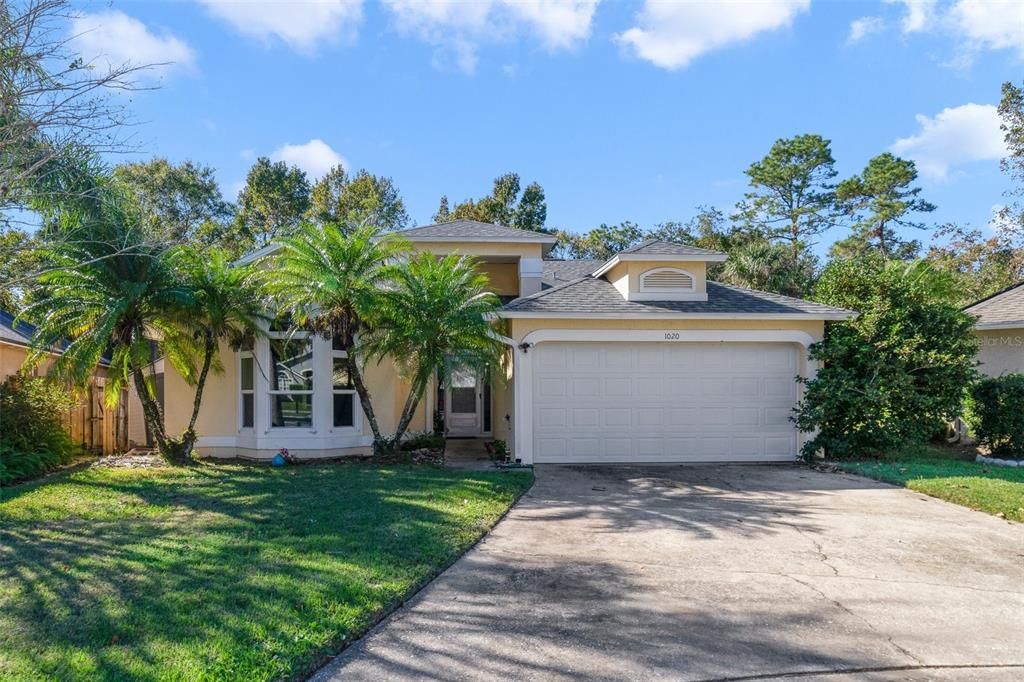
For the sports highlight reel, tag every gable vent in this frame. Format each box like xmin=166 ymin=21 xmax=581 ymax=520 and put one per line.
xmin=641 ymin=268 xmax=694 ymax=290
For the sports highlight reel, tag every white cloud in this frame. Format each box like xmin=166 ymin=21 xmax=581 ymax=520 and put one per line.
xmin=383 ymin=0 xmax=599 ymax=74
xmin=886 ymin=0 xmax=936 ymax=33
xmin=848 ymin=16 xmax=886 ymax=44
xmin=948 ymin=0 xmax=1024 ymax=57
xmin=69 ymin=10 xmax=196 ymax=76
xmin=890 ymin=103 xmax=1006 ymax=181
xmin=270 ymin=139 xmax=347 ymax=179
xmin=615 ymin=0 xmax=810 ymax=70
xmin=198 ymin=0 xmax=364 ymax=54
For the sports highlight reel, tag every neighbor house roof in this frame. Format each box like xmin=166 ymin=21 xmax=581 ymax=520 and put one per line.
xmin=0 ymin=309 xmax=35 ymax=348
xmin=501 ymin=275 xmax=853 ymax=319
xmin=619 ymin=239 xmax=728 ymax=258
xmin=398 ymin=220 xmax=557 ymax=244
xmin=964 ymin=282 xmax=1024 ymax=329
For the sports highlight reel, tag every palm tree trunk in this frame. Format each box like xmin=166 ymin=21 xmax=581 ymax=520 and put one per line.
xmin=131 ymin=366 xmax=168 ymax=454
xmin=347 ymin=354 xmax=383 ymax=447
xmin=392 ymin=369 xmax=429 ymax=448
xmin=186 ymin=335 xmax=216 ymax=435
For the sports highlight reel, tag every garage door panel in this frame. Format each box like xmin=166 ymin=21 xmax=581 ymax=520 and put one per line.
xmin=533 ymin=342 xmax=801 ymax=463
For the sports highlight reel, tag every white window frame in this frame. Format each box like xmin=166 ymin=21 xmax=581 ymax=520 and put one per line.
xmin=330 ymin=339 xmax=359 ymax=432
xmin=267 ymin=331 xmax=315 ymax=431
xmin=238 ymin=348 xmax=255 ymax=432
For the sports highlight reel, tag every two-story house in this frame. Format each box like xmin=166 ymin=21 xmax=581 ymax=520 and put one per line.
xmin=162 ymin=220 xmax=851 ymax=464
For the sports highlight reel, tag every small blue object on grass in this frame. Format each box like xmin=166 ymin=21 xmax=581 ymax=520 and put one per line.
xmin=271 ymin=453 xmax=286 ymax=467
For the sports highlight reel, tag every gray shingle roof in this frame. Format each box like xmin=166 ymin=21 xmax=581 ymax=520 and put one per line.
xmin=0 ymin=309 xmax=33 ymax=347
xmin=542 ymin=260 xmax=602 ymax=288
xmin=399 ymin=220 xmax=556 ymax=243
xmin=964 ymin=282 xmax=1024 ymax=328
xmin=619 ymin=239 xmax=727 ymax=258
xmin=502 ymin=276 xmax=851 ymax=318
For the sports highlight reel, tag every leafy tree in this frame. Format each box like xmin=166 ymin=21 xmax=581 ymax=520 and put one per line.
xmin=833 ymin=153 xmax=935 ymax=259
xmin=364 ymin=253 xmax=503 ymax=446
xmin=926 ymin=222 xmax=1024 ymax=305
xmin=1 ymin=0 xmax=148 ymax=222
xmin=169 ymin=247 xmax=267 ymax=462
xmin=264 ymin=223 xmax=410 ymax=449
xmin=794 ymin=257 xmax=978 ymax=459
xmin=436 ymin=172 xmax=548 ymax=231
xmin=735 ymin=134 xmax=837 ymax=261
xmin=514 ymin=182 xmax=547 ymax=232
xmin=24 ymin=188 xmax=201 ymax=462
xmin=433 ymin=195 xmax=451 ymax=223
xmin=308 ymin=165 xmax=409 ymax=232
xmin=112 ymin=158 xmax=233 ymax=244
xmin=557 ymin=221 xmax=645 ymax=260
xmin=998 ymin=81 xmax=1024 ymax=231
xmin=234 ymin=157 xmax=310 ymax=251
xmin=720 ymin=240 xmax=816 ymax=298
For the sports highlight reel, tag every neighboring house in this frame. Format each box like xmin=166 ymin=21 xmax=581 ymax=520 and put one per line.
xmin=165 ymin=220 xmax=852 ymax=464
xmin=964 ymin=282 xmax=1024 ymax=377
xmin=0 ymin=309 xmax=136 ymax=455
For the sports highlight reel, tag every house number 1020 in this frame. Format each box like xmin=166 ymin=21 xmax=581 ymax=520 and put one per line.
xmin=663 ymin=332 xmax=680 ymax=340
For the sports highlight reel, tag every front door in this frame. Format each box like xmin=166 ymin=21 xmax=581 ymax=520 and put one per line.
xmin=446 ymin=367 xmax=481 ymax=436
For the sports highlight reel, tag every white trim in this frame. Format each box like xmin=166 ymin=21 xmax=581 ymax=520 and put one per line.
xmin=403 ymin=235 xmax=557 ymax=245
xmin=499 ymin=311 xmax=853 ymax=321
xmin=511 ymin=329 xmax=817 ymax=465
xmin=233 ymin=242 xmax=282 ymax=265
xmin=975 ymin=322 xmax=1024 ymax=331
xmin=592 ymin=252 xmax=728 ymax=278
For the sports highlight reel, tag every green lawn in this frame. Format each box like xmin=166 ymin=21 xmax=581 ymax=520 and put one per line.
xmin=838 ymin=446 xmax=1024 ymax=522
xmin=0 ymin=463 xmax=533 ymax=681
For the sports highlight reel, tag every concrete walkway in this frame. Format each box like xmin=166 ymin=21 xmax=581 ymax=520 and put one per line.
xmin=311 ymin=464 xmax=1024 ymax=681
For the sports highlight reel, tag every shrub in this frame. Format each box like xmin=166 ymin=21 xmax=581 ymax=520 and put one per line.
xmin=0 ymin=375 xmax=82 ymax=485
xmin=965 ymin=374 xmax=1024 ymax=460
xmin=398 ymin=431 xmax=446 ymax=452
xmin=794 ymin=258 xmax=978 ymax=460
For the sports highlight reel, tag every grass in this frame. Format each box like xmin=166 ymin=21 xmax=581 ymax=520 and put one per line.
xmin=837 ymin=445 xmax=1024 ymax=522
xmin=0 ymin=462 xmax=533 ymax=681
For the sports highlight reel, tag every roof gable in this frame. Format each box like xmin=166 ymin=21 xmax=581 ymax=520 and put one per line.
xmin=964 ymin=281 xmax=1024 ymax=328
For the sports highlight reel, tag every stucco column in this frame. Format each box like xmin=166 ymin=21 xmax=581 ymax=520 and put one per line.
xmin=518 ymin=258 xmax=543 ymax=297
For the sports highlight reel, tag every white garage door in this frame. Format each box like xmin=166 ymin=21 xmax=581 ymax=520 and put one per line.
xmin=532 ymin=342 xmax=800 ymax=463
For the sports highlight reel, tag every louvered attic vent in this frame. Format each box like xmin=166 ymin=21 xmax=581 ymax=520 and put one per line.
xmin=640 ymin=268 xmax=694 ymax=290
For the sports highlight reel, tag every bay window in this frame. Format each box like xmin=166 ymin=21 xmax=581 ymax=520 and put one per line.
xmin=239 ymin=346 xmax=255 ymax=429
xmin=332 ymin=336 xmax=356 ymax=428
xmin=269 ymin=336 xmax=314 ymax=428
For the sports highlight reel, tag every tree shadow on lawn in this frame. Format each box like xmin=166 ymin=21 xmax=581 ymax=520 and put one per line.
xmin=0 ymin=464 xmax=530 ymax=681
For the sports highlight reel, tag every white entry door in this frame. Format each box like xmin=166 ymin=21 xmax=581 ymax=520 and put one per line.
xmin=446 ymin=367 xmax=481 ymax=436
xmin=531 ymin=342 xmax=801 ymax=463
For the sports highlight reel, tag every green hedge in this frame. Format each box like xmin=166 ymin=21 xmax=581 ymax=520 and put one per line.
xmin=965 ymin=374 xmax=1024 ymax=460
xmin=0 ymin=375 xmax=82 ymax=485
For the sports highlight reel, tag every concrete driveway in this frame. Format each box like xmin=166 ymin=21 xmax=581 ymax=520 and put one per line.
xmin=312 ymin=465 xmax=1024 ymax=681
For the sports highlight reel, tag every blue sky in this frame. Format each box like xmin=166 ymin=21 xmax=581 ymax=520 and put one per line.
xmin=71 ymin=0 xmax=1021 ymax=255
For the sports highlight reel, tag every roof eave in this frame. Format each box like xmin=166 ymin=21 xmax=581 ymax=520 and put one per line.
xmin=497 ymin=311 xmax=854 ymax=321
xmin=591 ymin=253 xmax=729 ymax=278
xmin=975 ymin=321 xmax=1024 ymax=331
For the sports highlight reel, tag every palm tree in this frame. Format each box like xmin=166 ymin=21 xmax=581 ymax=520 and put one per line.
xmin=25 ymin=190 xmax=199 ymax=460
xmin=264 ymin=222 xmax=409 ymax=448
xmin=170 ymin=246 xmax=268 ymax=461
xmin=721 ymin=240 xmax=816 ymax=298
xmin=364 ymin=252 xmax=504 ymax=447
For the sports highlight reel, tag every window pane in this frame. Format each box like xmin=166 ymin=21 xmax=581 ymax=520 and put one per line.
xmin=451 ymin=386 xmax=476 ymax=414
xmin=242 ymin=394 xmax=254 ymax=428
xmin=271 ymin=394 xmax=313 ymax=428
xmin=333 ymin=393 xmax=354 ymax=427
xmin=333 ymin=358 xmax=353 ymax=389
xmin=240 ymin=357 xmax=254 ymax=391
xmin=270 ymin=339 xmax=313 ymax=391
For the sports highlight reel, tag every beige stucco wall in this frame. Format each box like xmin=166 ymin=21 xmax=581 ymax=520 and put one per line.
xmin=476 ymin=262 xmax=519 ymax=297
xmin=606 ymin=260 xmax=708 ymax=298
xmin=976 ymin=328 xmax=1024 ymax=377
xmin=508 ymin=317 xmax=825 ymax=343
xmin=411 ymin=241 xmax=544 ymax=259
